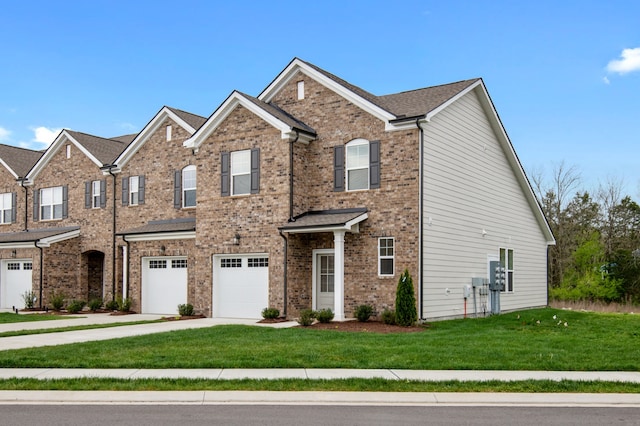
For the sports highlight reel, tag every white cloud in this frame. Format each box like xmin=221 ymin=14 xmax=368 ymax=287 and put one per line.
xmin=0 ymin=127 xmax=10 ymax=142
xmin=606 ymin=47 xmax=640 ymax=74
xmin=32 ymin=126 xmax=62 ymax=147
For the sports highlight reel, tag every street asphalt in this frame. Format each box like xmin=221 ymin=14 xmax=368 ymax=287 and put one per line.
xmin=0 ymin=310 xmax=639 ymax=406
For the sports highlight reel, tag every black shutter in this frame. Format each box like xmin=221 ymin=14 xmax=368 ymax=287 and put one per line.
xmin=138 ymin=175 xmax=145 ymax=205
xmin=221 ymin=152 xmax=230 ymax=197
xmin=121 ymin=177 xmax=129 ymax=206
xmin=250 ymin=148 xmax=260 ymax=194
xmin=33 ymin=188 xmax=39 ymax=221
xmin=174 ymin=170 xmax=182 ymax=208
xmin=369 ymin=140 xmax=380 ymax=189
xmin=85 ymin=181 xmax=91 ymax=209
xmin=62 ymin=185 xmax=68 ymax=219
xmin=100 ymin=179 xmax=106 ymax=208
xmin=333 ymin=145 xmax=345 ymax=192
xmin=10 ymin=192 xmax=16 ymax=223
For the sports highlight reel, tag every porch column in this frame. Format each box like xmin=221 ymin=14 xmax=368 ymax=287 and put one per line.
xmin=333 ymin=230 xmax=346 ymax=321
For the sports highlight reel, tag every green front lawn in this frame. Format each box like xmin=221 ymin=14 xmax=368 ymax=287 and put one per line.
xmin=0 ymin=308 xmax=638 ymax=371
xmin=0 ymin=312 xmax=73 ymax=324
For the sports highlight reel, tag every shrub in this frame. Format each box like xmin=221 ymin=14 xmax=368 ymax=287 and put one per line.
xmin=395 ymin=269 xmax=417 ymax=326
xmin=297 ymin=309 xmax=316 ymax=326
xmin=50 ymin=291 xmax=65 ymax=311
xmin=261 ymin=307 xmax=280 ymax=319
xmin=316 ymin=308 xmax=334 ymax=323
xmin=21 ymin=290 xmax=37 ymax=309
xmin=178 ymin=303 xmax=195 ymax=316
xmin=354 ymin=304 xmax=373 ymax=322
xmin=116 ymin=296 xmax=132 ymax=312
xmin=105 ymin=299 xmax=119 ymax=311
xmin=381 ymin=309 xmax=396 ymax=325
xmin=66 ymin=299 xmax=85 ymax=314
xmin=88 ymin=298 xmax=103 ymax=312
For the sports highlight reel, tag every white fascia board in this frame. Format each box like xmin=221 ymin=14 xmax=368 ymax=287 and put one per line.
xmin=186 ymin=92 xmax=294 ymax=150
xmin=0 ymin=242 xmax=38 ymax=249
xmin=259 ymin=59 xmax=395 ymax=125
xmin=0 ymin=159 xmax=19 ymax=179
xmin=116 ymin=107 xmax=196 ymax=168
xmin=37 ymin=229 xmax=81 ymax=247
xmin=27 ymin=131 xmax=102 ymax=181
xmin=123 ymin=231 xmax=196 ymax=242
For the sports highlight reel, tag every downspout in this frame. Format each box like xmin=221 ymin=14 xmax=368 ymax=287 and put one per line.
xmin=416 ymin=118 xmax=425 ymax=320
xmin=35 ymin=241 xmax=44 ymax=309
xmin=289 ymin=131 xmax=299 ymax=221
xmin=107 ymin=165 xmax=118 ymax=302
xmin=280 ymin=130 xmax=299 ymax=317
xmin=19 ymin=179 xmax=28 ymax=232
xmin=279 ymin=230 xmax=288 ymax=317
xmin=122 ymin=234 xmax=131 ymax=301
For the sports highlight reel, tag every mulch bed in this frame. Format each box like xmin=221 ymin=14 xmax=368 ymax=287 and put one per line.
xmin=298 ymin=320 xmax=428 ymax=334
xmin=161 ymin=314 xmax=206 ymax=321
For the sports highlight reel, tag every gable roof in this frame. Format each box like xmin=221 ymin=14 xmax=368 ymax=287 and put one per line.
xmin=26 ymin=130 xmax=129 ymax=182
xmin=0 ymin=144 xmax=43 ymax=179
xmin=112 ymin=106 xmax=207 ymax=169
xmin=184 ymin=91 xmax=316 ymax=149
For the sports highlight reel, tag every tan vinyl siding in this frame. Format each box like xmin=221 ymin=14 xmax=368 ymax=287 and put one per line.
xmin=421 ymin=88 xmax=548 ymax=319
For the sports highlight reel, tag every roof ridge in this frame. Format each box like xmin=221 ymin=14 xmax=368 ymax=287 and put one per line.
xmin=379 ymin=78 xmax=481 ymax=98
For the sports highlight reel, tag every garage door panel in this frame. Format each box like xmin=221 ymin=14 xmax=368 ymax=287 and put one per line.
xmin=142 ymin=257 xmax=188 ymax=315
xmin=214 ymin=255 xmax=269 ymax=319
xmin=1 ymin=260 xmax=33 ymax=310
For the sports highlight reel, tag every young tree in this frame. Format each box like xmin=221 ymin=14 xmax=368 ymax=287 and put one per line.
xmin=395 ymin=269 xmax=417 ymax=326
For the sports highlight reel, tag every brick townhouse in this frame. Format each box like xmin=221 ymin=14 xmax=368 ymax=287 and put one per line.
xmin=0 ymin=58 xmax=554 ymax=320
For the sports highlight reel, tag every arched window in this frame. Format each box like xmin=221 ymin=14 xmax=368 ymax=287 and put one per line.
xmin=346 ymin=139 xmax=370 ymax=190
xmin=182 ymin=165 xmax=196 ymax=208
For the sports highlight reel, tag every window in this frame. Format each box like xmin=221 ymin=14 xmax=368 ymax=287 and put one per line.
xmin=500 ymin=248 xmax=514 ymax=292
xmin=129 ymin=176 xmax=139 ymax=205
xmin=122 ymin=175 xmax=144 ymax=206
xmin=221 ymin=258 xmax=242 ymax=268
xmin=0 ymin=192 xmax=13 ymax=224
xmin=231 ymin=150 xmax=251 ymax=195
xmin=182 ymin=166 xmax=196 ymax=208
xmin=149 ymin=260 xmax=167 ymax=269
xmin=172 ymin=259 xmax=188 ymax=268
xmin=40 ymin=186 xmax=63 ymax=220
xmin=378 ymin=237 xmax=395 ymax=276
xmin=92 ymin=181 xmax=100 ymax=208
xmin=85 ymin=180 xmax=105 ymax=209
xmin=346 ymin=140 xmax=369 ymax=190
xmin=7 ymin=262 xmax=20 ymax=270
xmin=334 ymin=140 xmax=380 ymax=192
xmin=248 ymin=257 xmax=268 ymax=268
xmin=23 ymin=262 xmax=33 ymax=270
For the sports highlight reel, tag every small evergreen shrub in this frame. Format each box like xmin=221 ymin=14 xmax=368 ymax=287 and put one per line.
xmin=261 ymin=307 xmax=280 ymax=319
xmin=116 ymin=296 xmax=132 ymax=312
xmin=381 ymin=309 xmax=396 ymax=325
xmin=105 ymin=299 xmax=119 ymax=311
xmin=395 ymin=269 xmax=417 ymax=326
xmin=88 ymin=298 xmax=103 ymax=312
xmin=50 ymin=291 xmax=65 ymax=311
xmin=178 ymin=303 xmax=195 ymax=316
xmin=21 ymin=290 xmax=37 ymax=309
xmin=66 ymin=299 xmax=85 ymax=314
xmin=297 ymin=309 xmax=316 ymax=326
xmin=316 ymin=308 xmax=334 ymax=323
xmin=354 ymin=304 xmax=373 ymax=322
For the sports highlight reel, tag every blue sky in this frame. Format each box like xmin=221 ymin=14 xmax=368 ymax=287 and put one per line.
xmin=1 ymin=0 xmax=638 ymax=198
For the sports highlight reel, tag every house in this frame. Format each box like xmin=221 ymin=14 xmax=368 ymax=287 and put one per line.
xmin=0 ymin=58 xmax=554 ymax=321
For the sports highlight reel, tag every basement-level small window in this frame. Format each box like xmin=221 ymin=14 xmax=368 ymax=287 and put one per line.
xmin=378 ymin=237 xmax=394 ymax=276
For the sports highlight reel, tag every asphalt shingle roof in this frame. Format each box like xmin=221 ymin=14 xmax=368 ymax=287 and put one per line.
xmin=0 ymin=144 xmax=43 ymax=177
xmin=66 ymin=130 xmax=130 ymax=165
xmin=117 ymin=218 xmax=196 ymax=236
xmin=0 ymin=226 xmax=80 ymax=244
xmin=166 ymin=107 xmax=207 ymax=131
xmin=279 ymin=208 xmax=368 ymax=231
xmin=238 ymin=92 xmax=316 ymax=136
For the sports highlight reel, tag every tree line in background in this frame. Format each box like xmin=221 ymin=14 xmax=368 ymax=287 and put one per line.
xmin=531 ymin=162 xmax=640 ymax=305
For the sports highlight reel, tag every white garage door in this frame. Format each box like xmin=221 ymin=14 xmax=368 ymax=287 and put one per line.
xmin=141 ymin=257 xmax=188 ymax=315
xmin=213 ymin=254 xmax=269 ymax=319
xmin=1 ymin=260 xmax=33 ymax=310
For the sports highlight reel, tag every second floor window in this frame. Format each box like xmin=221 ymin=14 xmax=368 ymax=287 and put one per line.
xmin=129 ymin=176 xmax=139 ymax=205
xmin=122 ymin=175 xmax=145 ymax=206
xmin=334 ymin=139 xmax=380 ymax=192
xmin=40 ymin=186 xmax=63 ymax=220
xmin=182 ymin=166 xmax=196 ymax=208
xmin=231 ymin=150 xmax=251 ymax=195
xmin=0 ymin=192 xmax=14 ymax=224
xmin=221 ymin=148 xmax=260 ymax=197
xmin=346 ymin=139 xmax=370 ymax=190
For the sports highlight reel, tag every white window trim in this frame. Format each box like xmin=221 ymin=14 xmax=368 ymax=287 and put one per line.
xmin=129 ymin=176 xmax=139 ymax=206
xmin=182 ymin=165 xmax=196 ymax=208
xmin=297 ymin=80 xmax=305 ymax=100
xmin=40 ymin=186 xmax=63 ymax=221
xmin=378 ymin=237 xmax=395 ymax=277
xmin=0 ymin=192 xmax=12 ymax=224
xmin=346 ymin=139 xmax=369 ymax=191
xmin=92 ymin=180 xmax=100 ymax=209
xmin=230 ymin=149 xmax=251 ymax=196
xmin=500 ymin=247 xmax=515 ymax=293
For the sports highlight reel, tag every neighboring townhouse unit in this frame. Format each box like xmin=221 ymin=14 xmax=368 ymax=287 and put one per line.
xmin=0 ymin=58 xmax=554 ymax=321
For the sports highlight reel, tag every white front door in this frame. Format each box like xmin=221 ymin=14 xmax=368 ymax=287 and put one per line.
xmin=314 ymin=252 xmax=335 ymax=311
xmin=1 ymin=260 xmax=34 ymax=310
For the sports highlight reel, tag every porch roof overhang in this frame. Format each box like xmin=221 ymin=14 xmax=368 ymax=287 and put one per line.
xmin=278 ymin=208 xmax=368 ymax=234
xmin=0 ymin=226 xmax=81 ymax=249
xmin=117 ymin=218 xmax=196 ymax=242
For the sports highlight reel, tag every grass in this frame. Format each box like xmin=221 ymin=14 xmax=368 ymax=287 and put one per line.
xmin=0 ymin=312 xmax=74 ymax=324
xmin=0 ymin=307 xmax=638 ymax=371
xmin=0 ymin=378 xmax=638 ymax=393
xmin=0 ymin=320 xmax=163 ymax=338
